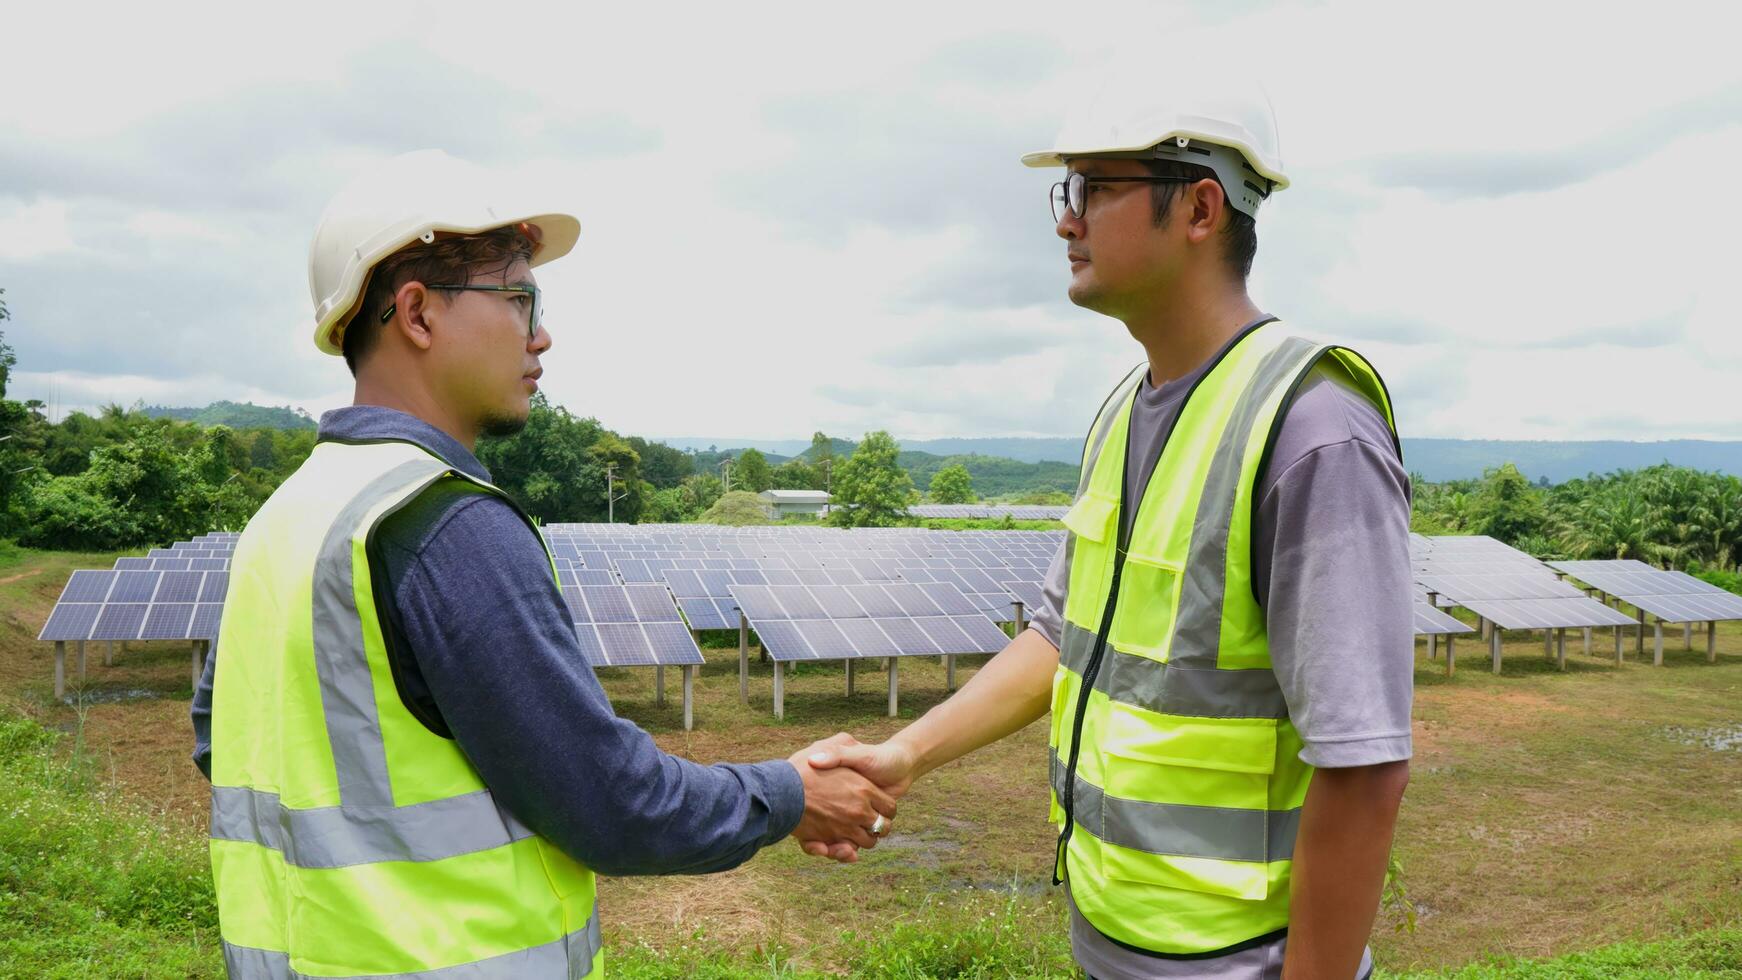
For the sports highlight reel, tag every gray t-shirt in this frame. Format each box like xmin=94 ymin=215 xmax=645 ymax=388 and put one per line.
xmin=1030 ymin=333 xmax=1413 ymax=980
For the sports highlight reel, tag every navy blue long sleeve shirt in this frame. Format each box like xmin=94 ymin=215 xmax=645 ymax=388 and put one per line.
xmin=191 ymin=405 xmax=805 ymax=876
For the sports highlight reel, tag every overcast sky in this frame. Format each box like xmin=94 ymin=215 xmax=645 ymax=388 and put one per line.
xmin=3 ymin=0 xmax=1738 ymax=445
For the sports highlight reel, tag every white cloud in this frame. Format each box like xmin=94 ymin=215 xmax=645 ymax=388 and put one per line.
xmin=1 ymin=0 xmax=1738 ymax=445
xmin=0 ymin=200 xmax=76 ymax=260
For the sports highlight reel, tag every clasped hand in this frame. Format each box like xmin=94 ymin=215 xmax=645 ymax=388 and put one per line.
xmin=787 ymin=733 xmax=918 ymax=863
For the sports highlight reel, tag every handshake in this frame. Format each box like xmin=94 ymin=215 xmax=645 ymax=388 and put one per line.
xmin=785 ymin=733 xmax=920 ymax=863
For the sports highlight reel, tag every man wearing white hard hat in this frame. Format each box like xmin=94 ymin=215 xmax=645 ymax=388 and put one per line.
xmin=190 ymin=150 xmax=896 ymax=978
xmin=807 ymin=70 xmax=1412 ymax=978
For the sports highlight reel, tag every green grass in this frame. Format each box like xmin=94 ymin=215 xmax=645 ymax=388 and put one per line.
xmin=1382 ymin=925 xmax=1742 ymax=978
xmin=0 ymin=707 xmax=223 ymax=978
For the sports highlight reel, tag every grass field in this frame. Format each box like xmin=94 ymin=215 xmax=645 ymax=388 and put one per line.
xmin=3 ymin=545 xmax=1741 ymax=976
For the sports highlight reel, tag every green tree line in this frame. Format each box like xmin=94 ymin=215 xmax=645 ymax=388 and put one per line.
xmin=1412 ymin=462 xmax=1742 ymax=580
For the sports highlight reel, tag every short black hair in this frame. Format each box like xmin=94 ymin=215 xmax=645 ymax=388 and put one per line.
xmin=1141 ymin=159 xmax=1258 ymax=283
xmin=341 ymin=226 xmax=536 ymax=375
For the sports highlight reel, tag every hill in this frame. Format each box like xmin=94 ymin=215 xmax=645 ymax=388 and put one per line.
xmin=141 ymin=400 xmax=315 ymax=430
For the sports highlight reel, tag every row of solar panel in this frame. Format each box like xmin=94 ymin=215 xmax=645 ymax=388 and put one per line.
xmin=751 ymin=615 xmax=1013 ymax=661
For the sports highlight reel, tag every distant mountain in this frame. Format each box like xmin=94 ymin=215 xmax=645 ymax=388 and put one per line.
xmin=668 ymin=436 xmax=1742 ymax=485
xmin=1401 ymin=439 xmax=1742 ymax=483
xmin=142 ymin=400 xmax=316 ymax=430
xmin=663 ymin=436 xmax=1081 ymax=464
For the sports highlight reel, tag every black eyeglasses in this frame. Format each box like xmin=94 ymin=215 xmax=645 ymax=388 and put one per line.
xmin=1049 ymin=171 xmax=1196 ymax=223
xmin=379 ymin=284 xmax=543 ymax=341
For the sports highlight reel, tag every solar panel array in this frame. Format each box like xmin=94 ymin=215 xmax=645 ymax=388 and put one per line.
xmin=726 ymin=581 xmax=1013 ymax=662
xmin=559 ymin=584 xmax=704 ymax=667
xmin=1410 ymin=535 xmax=1638 ymax=631
xmin=40 ymin=568 xmax=229 ymax=641
xmin=1548 ymin=560 xmax=1742 ymax=623
xmin=908 ymin=504 xmax=1070 ymax=520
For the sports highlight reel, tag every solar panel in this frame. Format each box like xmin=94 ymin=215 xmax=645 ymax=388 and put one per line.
xmin=1458 ymin=597 xmax=1637 ymax=630
xmin=1417 ymin=572 xmax=1584 ymax=602
xmin=61 ymin=570 xmax=117 ymax=603
xmin=92 ymin=604 xmax=148 ymax=640
xmin=142 ymin=603 xmax=195 ymax=640
xmin=1412 ymin=604 xmax=1473 ymax=635
xmin=191 ymin=604 xmax=225 ymax=640
xmin=40 ymin=603 xmax=101 ymax=641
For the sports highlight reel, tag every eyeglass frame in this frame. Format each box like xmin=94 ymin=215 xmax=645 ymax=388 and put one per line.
xmin=377 ymin=283 xmax=543 ymax=342
xmin=1049 ymin=171 xmax=1200 ymax=223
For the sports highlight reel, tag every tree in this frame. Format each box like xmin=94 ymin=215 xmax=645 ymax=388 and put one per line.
xmin=828 ymin=431 xmax=915 ymax=527
xmin=625 ymin=436 xmax=693 ymax=489
xmin=772 ymin=457 xmax=823 ymax=490
xmin=1472 ymin=463 xmax=1548 ymax=543
xmin=733 ymin=448 xmax=773 ymax=493
xmin=929 ymin=463 xmax=975 ymax=503
xmin=680 ymin=472 xmax=724 ymax=515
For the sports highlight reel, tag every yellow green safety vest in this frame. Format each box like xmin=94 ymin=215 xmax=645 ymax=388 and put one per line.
xmin=1049 ymin=319 xmax=1398 ymax=957
xmin=209 ymin=439 xmax=601 ymax=978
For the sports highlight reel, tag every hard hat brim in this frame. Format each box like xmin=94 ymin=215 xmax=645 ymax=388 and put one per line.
xmin=1020 ymin=141 xmax=1290 ymax=192
xmin=313 ymin=211 xmax=581 ymax=356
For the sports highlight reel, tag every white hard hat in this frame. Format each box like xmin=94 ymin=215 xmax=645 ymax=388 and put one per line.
xmin=1022 ymin=62 xmax=1287 ymax=219
xmin=307 ymin=149 xmax=580 ymax=356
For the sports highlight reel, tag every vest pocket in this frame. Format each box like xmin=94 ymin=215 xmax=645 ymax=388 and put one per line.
xmin=1108 ymin=551 xmax=1183 ymax=660
xmin=1095 ymin=710 xmax=1278 ymax=900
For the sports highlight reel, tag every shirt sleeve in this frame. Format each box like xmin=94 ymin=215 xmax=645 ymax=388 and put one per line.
xmin=1254 ymin=375 xmax=1415 ymax=769
xmin=386 ymin=492 xmax=806 ymax=876
xmin=1027 ymin=536 xmax=1070 ymax=651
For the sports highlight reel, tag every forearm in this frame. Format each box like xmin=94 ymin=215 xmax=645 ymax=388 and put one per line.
xmin=1283 ymin=761 xmax=1409 ymax=979
xmin=889 ymin=626 xmax=1058 ymax=779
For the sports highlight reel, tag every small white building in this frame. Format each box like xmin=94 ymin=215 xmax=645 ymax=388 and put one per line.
xmin=759 ymin=489 xmax=831 ymax=520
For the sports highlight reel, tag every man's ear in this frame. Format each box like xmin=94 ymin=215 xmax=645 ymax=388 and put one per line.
xmin=390 ymin=282 xmax=437 ymax=352
xmin=1185 ymin=178 xmax=1226 ymax=246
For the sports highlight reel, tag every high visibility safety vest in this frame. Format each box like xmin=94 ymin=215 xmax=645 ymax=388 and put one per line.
xmin=209 ymin=439 xmax=601 ymax=979
xmin=1049 ymin=318 xmax=1398 ymax=957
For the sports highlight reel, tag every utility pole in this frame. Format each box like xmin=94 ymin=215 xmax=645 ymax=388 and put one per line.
xmin=821 ymin=457 xmax=831 ymax=514
xmin=605 ymin=462 xmax=630 ymax=523
xmin=720 ymin=458 xmax=733 ymax=494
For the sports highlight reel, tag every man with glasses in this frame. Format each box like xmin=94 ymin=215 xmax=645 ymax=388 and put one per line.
xmin=806 ymin=74 xmax=1414 ymax=978
xmin=190 ymin=149 xmax=895 ymax=978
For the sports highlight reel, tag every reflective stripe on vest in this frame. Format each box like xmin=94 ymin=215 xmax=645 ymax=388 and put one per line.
xmin=210 ymin=440 xmax=600 ymax=978
xmin=1048 ymin=321 xmax=1398 ymax=956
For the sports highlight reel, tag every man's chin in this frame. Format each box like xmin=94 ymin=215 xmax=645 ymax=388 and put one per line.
xmin=479 ymin=410 xmax=529 ymax=439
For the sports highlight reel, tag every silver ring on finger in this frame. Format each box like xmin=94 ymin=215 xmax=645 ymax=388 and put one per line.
xmin=869 ymin=814 xmax=890 ymax=836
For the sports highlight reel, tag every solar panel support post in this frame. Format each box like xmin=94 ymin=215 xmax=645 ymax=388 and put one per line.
xmin=1490 ymin=627 xmax=1503 ymax=675
xmin=1684 ymin=621 xmax=1692 ymax=651
xmin=1013 ymin=601 xmax=1026 ymax=636
xmin=682 ymin=666 xmax=694 ymax=731
xmin=1583 ymin=627 xmax=1592 ymax=656
xmin=1614 ymin=625 xmax=1624 ymax=665
xmin=1708 ymin=621 xmax=1718 ymax=664
xmin=1653 ymin=619 xmax=1663 ymax=666
xmin=773 ymin=661 xmax=785 ymax=720
xmin=1426 ymin=633 xmax=1435 ymax=660
xmin=1445 ymin=635 xmax=1455 ymax=676
xmin=1556 ymin=628 xmax=1567 ymax=671
xmin=887 ymin=657 xmax=899 ymax=718
xmin=102 ymin=639 xmax=112 ymax=666
xmin=738 ymin=613 xmax=749 ymax=704
xmin=53 ymin=641 xmax=65 ymax=701
xmin=1543 ymin=631 xmax=1553 ymax=660
xmin=1480 ymin=617 xmax=1491 ymax=642
xmin=655 ymin=666 xmax=666 ymax=707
